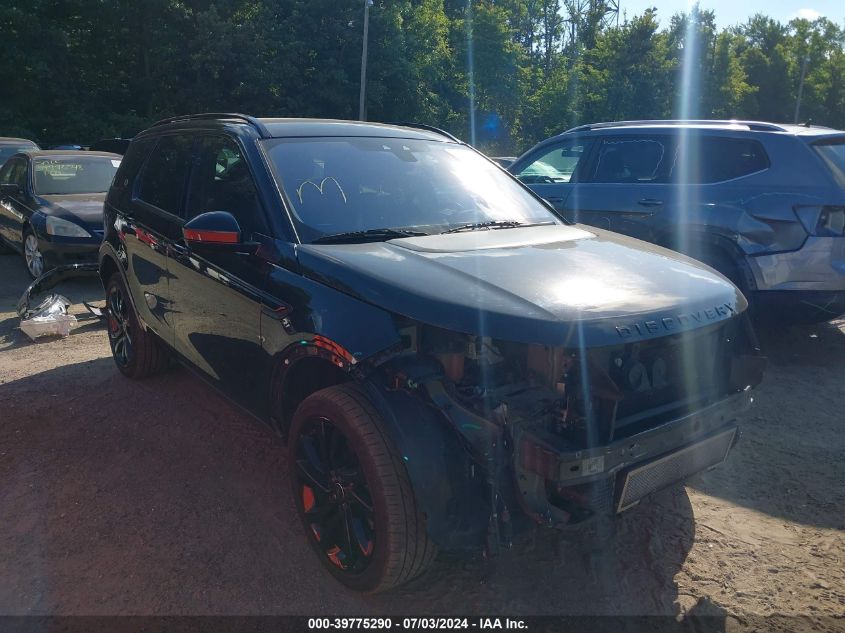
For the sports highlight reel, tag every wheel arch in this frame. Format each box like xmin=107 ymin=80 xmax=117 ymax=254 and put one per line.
xmin=358 ymin=377 xmax=490 ymax=552
xmin=98 ymin=251 xmax=120 ymax=291
xmin=270 ymin=348 xmax=353 ymax=441
xmin=273 ymin=345 xmax=489 ymax=552
xmin=656 ymin=227 xmax=757 ymax=292
xmin=98 ymin=241 xmax=145 ymax=328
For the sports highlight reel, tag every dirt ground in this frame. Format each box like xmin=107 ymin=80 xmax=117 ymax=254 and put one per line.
xmin=0 ymin=249 xmax=843 ymax=626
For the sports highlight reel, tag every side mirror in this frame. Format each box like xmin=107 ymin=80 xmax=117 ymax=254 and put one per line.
xmin=183 ymin=211 xmax=251 ymax=253
xmin=0 ymin=183 xmax=22 ymax=196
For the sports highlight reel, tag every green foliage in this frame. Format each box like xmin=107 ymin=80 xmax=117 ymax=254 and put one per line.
xmin=1 ymin=1 xmax=844 ymax=154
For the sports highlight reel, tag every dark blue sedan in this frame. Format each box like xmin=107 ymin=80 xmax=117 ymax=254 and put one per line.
xmin=0 ymin=150 xmax=120 ymax=278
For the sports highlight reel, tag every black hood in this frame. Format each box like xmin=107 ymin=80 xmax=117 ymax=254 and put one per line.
xmin=40 ymin=194 xmax=106 ymax=231
xmin=297 ymin=224 xmax=746 ymax=347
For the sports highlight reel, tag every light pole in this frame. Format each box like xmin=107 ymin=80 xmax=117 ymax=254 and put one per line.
xmin=794 ymin=54 xmax=810 ymax=124
xmin=359 ymin=0 xmax=373 ymax=121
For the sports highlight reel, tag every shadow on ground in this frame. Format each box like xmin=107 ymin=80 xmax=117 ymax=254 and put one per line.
xmin=0 ymin=357 xmax=696 ymax=616
xmin=687 ymin=318 xmax=845 ymax=531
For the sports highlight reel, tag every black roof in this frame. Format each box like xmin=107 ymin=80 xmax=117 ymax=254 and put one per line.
xmin=261 ymin=118 xmax=454 ymax=141
xmin=145 ymin=113 xmax=457 ymax=142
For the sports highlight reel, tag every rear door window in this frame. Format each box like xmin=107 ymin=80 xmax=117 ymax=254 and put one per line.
xmin=672 ymin=137 xmax=769 ymax=184
xmin=588 ymin=136 xmax=671 ymax=183
xmin=813 ymin=140 xmax=845 ymax=188
xmin=135 ymin=135 xmax=194 ymax=217
xmin=515 ymin=139 xmax=593 ymax=184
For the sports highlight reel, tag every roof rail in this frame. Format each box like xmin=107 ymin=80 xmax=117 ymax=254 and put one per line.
xmin=389 ymin=122 xmax=461 ymax=143
xmin=562 ymin=119 xmax=790 ymax=134
xmin=151 ymin=113 xmax=271 ymax=138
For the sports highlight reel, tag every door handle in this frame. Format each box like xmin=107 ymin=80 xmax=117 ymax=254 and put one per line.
xmin=169 ymin=241 xmax=189 ymax=256
xmin=637 ymin=198 xmax=664 ymax=207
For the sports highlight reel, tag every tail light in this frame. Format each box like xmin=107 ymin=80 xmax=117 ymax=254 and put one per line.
xmin=795 ymin=205 xmax=845 ymax=236
xmin=818 ymin=206 xmax=845 ymax=236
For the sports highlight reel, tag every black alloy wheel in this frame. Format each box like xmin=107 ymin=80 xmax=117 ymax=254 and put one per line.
xmin=289 ymin=383 xmax=436 ymax=592
xmin=294 ymin=415 xmax=376 ymax=574
xmin=105 ymin=273 xmax=169 ymax=378
xmin=107 ymin=281 xmax=133 ymax=368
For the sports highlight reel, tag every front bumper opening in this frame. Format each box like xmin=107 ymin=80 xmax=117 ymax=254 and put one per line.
xmin=615 ymin=426 xmax=737 ymax=512
xmin=541 ymin=426 xmax=738 ymax=523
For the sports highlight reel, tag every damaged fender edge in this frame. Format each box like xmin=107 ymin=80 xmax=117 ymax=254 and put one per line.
xmin=16 ymin=263 xmax=99 ymax=318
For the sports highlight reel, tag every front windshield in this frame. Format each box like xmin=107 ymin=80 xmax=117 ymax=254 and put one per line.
xmin=262 ymin=137 xmax=559 ymax=242
xmin=33 ymin=156 xmax=120 ymax=195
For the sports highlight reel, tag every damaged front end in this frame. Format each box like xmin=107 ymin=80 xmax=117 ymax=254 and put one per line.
xmin=374 ymin=314 xmax=765 ymax=550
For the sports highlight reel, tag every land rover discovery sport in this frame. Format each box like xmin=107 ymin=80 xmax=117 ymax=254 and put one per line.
xmin=98 ymin=113 xmax=765 ymax=592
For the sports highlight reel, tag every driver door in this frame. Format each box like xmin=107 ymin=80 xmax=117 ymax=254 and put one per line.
xmin=511 ymin=138 xmax=594 ymax=218
xmin=167 ymin=134 xmax=273 ymax=409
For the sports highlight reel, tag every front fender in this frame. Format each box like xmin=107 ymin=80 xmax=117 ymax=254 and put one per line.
xmin=98 ymin=240 xmax=151 ymax=331
xmin=360 ymin=377 xmax=490 ymax=552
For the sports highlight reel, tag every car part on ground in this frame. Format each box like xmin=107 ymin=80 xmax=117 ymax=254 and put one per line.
xmin=98 ymin=113 xmax=766 ymax=592
xmin=18 ymin=293 xmax=78 ymax=341
xmin=16 ymin=263 xmax=102 ymax=342
xmin=509 ymin=119 xmax=845 ymax=323
xmin=16 ymin=263 xmax=99 ymax=318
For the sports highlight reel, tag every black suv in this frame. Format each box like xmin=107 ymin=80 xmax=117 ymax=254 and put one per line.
xmin=99 ymin=113 xmax=765 ymax=592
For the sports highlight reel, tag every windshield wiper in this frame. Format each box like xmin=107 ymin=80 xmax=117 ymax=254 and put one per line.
xmin=310 ymin=228 xmax=429 ymax=244
xmin=442 ymin=220 xmax=553 ymax=234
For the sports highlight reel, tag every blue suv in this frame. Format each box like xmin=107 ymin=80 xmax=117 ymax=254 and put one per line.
xmin=510 ymin=120 xmax=845 ymax=322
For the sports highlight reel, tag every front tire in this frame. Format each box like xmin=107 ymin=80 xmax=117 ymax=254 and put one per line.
xmin=23 ymin=227 xmax=45 ymax=279
xmin=289 ymin=383 xmax=436 ymax=592
xmin=106 ymin=273 xmax=169 ymax=379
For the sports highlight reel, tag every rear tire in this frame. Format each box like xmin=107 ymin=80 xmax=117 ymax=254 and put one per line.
xmin=289 ymin=383 xmax=436 ymax=592
xmin=106 ymin=273 xmax=169 ymax=378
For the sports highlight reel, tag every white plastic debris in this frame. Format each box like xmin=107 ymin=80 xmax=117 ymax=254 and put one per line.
xmin=19 ymin=294 xmax=79 ymax=341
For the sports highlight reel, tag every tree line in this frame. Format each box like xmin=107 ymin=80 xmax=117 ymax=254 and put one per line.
xmin=1 ymin=0 xmax=843 ymax=154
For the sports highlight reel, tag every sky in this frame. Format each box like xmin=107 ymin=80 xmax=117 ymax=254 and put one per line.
xmin=615 ymin=0 xmax=844 ymax=28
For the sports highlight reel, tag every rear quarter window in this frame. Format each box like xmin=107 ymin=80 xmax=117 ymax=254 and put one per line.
xmin=812 ymin=139 xmax=845 ymax=188
xmin=134 ymin=135 xmax=194 ymax=217
xmin=672 ymin=137 xmax=769 ymax=184
xmin=108 ymin=137 xmax=155 ymax=207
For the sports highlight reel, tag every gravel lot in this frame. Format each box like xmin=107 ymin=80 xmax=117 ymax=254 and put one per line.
xmin=0 ymin=249 xmax=843 ymax=625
